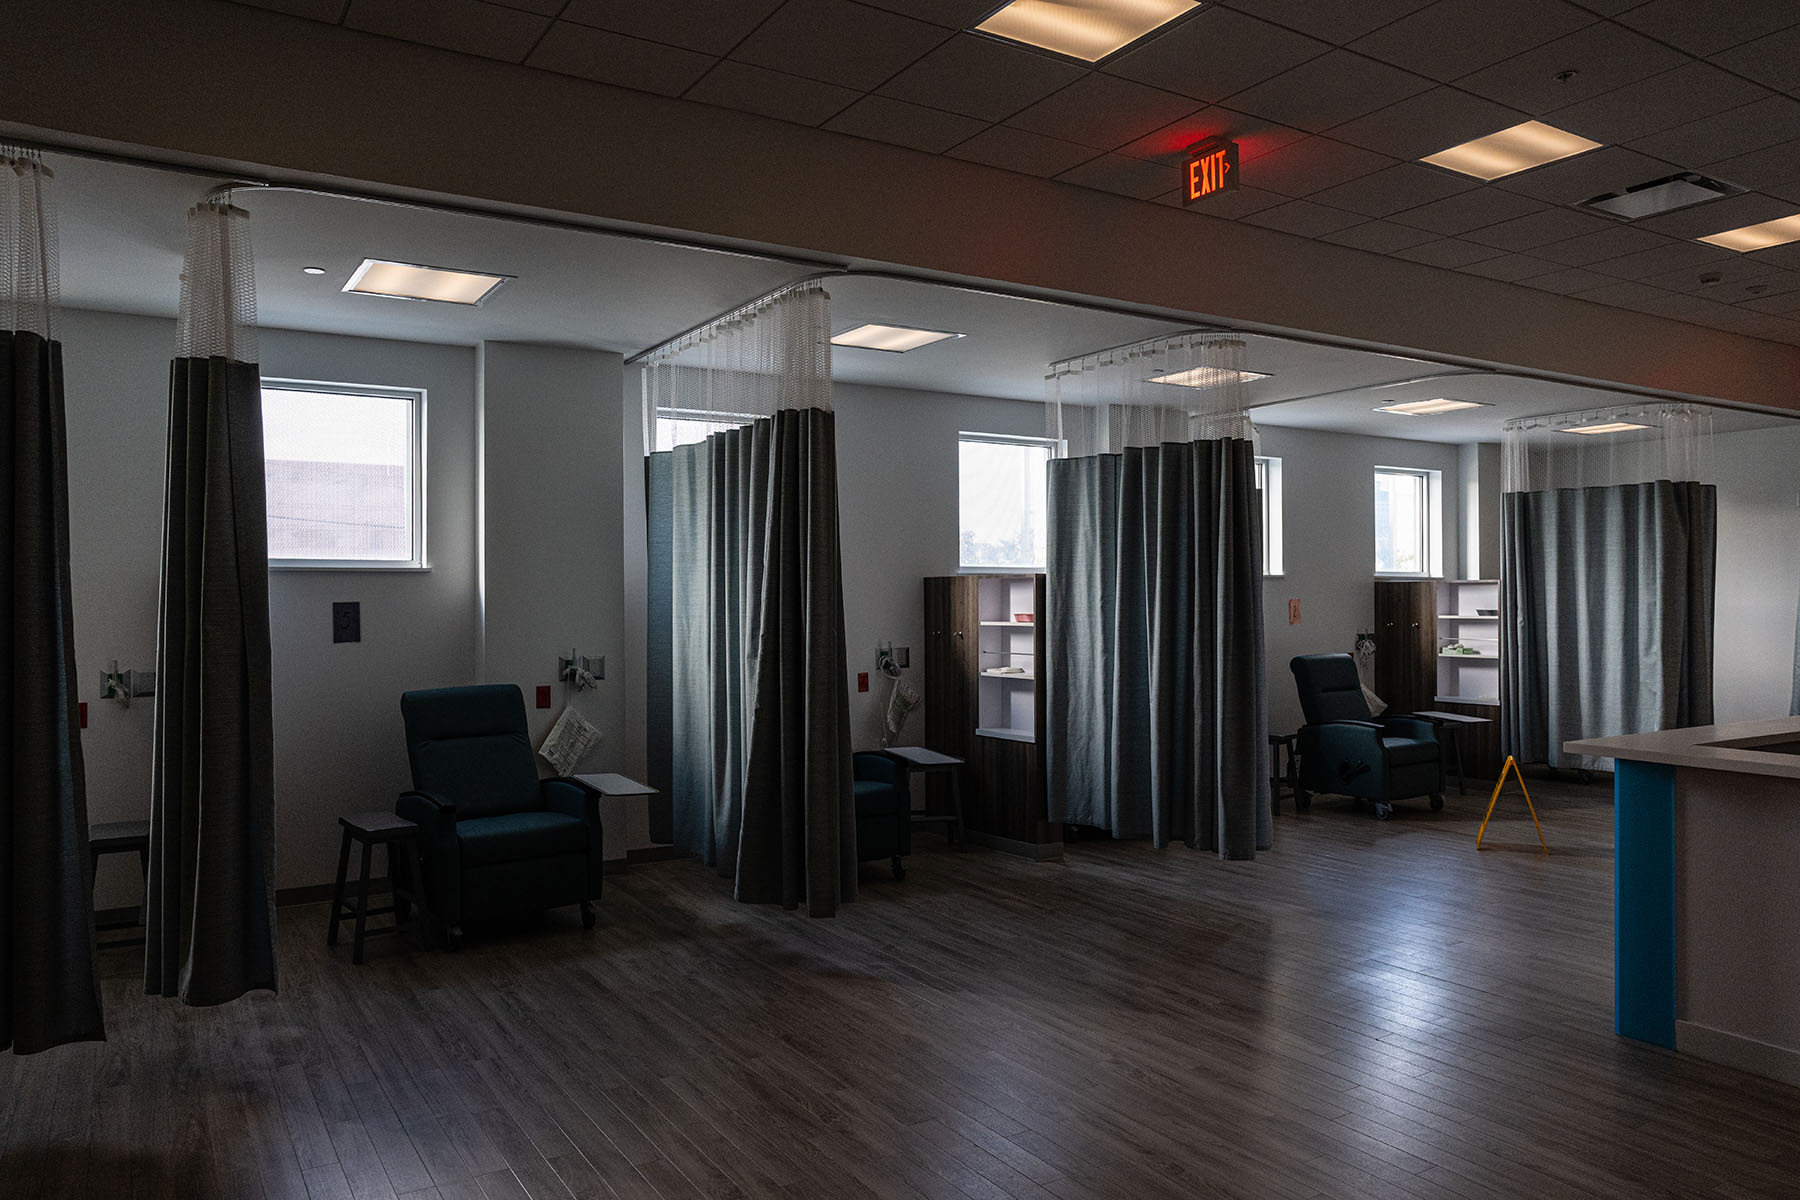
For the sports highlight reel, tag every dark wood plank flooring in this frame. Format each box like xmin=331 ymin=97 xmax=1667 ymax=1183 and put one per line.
xmin=7 ymin=775 xmax=1800 ymax=1199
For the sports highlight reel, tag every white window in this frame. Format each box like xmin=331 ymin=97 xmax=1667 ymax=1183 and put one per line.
xmin=1255 ymin=455 xmax=1283 ymax=576
xmin=261 ymin=381 xmax=425 ymax=567
xmin=1374 ymin=466 xmax=1441 ymax=576
xmin=959 ymin=434 xmax=1053 ymax=571
xmin=652 ymin=407 xmax=755 ymax=452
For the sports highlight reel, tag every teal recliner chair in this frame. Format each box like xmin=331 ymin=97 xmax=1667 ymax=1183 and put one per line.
xmin=397 ymin=684 xmax=603 ymax=948
xmin=1290 ymin=653 xmax=1444 ymax=821
xmin=853 ymin=752 xmax=911 ymax=881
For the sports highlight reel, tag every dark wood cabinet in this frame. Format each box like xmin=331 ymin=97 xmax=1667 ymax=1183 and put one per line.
xmin=1373 ymin=579 xmax=1436 ymax=714
xmin=923 ymin=575 xmax=1059 ymax=856
xmin=1373 ymin=578 xmax=1504 ymax=782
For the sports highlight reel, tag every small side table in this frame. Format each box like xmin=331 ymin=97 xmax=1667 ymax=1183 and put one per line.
xmin=883 ymin=746 xmax=965 ymax=846
xmin=1267 ymin=733 xmax=1299 ymax=814
xmin=328 ymin=811 xmax=428 ymax=964
xmin=89 ymin=819 xmax=150 ymax=949
xmin=1413 ymin=710 xmax=1493 ymax=795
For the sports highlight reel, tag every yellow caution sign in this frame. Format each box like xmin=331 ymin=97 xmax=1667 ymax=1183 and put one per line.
xmin=1476 ymin=754 xmax=1548 ymax=852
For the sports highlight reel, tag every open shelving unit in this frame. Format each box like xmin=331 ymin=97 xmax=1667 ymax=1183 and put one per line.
xmin=976 ymin=576 xmax=1038 ymax=742
xmin=1436 ymin=579 xmax=1500 ymax=705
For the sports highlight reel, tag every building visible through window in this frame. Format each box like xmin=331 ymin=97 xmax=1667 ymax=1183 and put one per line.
xmin=262 ymin=382 xmax=424 ymax=566
xmin=1374 ymin=466 xmax=1438 ymax=576
xmin=959 ymin=434 xmax=1053 ymax=570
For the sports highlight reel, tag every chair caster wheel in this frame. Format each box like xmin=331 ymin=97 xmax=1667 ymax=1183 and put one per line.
xmin=892 ymin=856 xmax=906 ymax=882
xmin=1374 ymin=803 xmax=1393 ymax=821
xmin=580 ymin=900 xmax=596 ymax=930
xmin=445 ymin=925 xmax=464 ymax=951
xmin=1430 ymin=794 xmax=1444 ymax=812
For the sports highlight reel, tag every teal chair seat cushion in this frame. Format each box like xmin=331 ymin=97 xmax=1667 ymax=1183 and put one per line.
xmin=854 ymin=778 xmax=901 ymax=819
xmin=1381 ymin=736 xmax=1438 ymax=768
xmin=458 ymin=810 xmax=589 ymax=868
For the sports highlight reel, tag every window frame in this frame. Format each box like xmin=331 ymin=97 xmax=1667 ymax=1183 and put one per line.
xmin=957 ymin=431 xmax=1057 ymax=574
xmin=1255 ymin=455 xmax=1283 ymax=577
xmin=261 ymin=377 xmax=429 ymax=572
xmin=1372 ymin=465 xmax=1442 ymax=578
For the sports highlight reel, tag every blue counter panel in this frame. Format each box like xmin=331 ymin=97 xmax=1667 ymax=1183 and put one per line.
xmin=1615 ymin=758 xmax=1676 ymax=1048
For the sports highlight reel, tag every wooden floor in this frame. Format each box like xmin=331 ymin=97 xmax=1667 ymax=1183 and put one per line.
xmin=7 ymin=774 xmax=1800 ymax=1199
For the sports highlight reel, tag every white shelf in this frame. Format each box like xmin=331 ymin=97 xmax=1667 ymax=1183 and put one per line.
xmin=1438 ymin=613 xmax=1498 ymax=620
xmin=1439 ymin=653 xmax=1499 ymax=660
xmin=1436 ymin=695 xmax=1500 ymax=705
xmin=976 ymin=726 xmax=1034 ymax=743
xmin=979 ymin=620 xmax=1036 ymax=627
xmin=982 ymin=670 xmax=1036 ymax=681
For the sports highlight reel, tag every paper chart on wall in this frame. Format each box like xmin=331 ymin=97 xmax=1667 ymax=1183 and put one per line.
xmin=539 ymin=704 xmax=601 ymax=775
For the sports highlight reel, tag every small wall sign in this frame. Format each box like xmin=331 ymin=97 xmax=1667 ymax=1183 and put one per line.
xmin=1183 ymin=137 xmax=1239 ymax=204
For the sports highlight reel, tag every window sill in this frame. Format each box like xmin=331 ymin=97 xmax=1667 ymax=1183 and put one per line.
xmin=958 ymin=566 xmax=1042 ymax=574
xmin=270 ymin=562 xmax=432 ymax=573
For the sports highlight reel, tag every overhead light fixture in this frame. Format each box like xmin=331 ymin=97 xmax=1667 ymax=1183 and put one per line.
xmin=1146 ymin=367 xmax=1270 ymax=388
xmin=1581 ymin=173 xmax=1738 ymax=221
xmin=1697 ymin=213 xmax=1800 ymax=253
xmin=343 ymin=259 xmax=512 ymax=305
xmin=1375 ymin=398 xmax=1490 ymax=416
xmin=301 ymin=266 xmax=327 ymax=276
xmin=1421 ymin=120 xmax=1601 ymax=181
xmin=1562 ymin=421 xmax=1653 ymax=435
xmin=830 ymin=323 xmax=965 ymax=353
xmin=974 ymin=0 xmax=1198 ymax=63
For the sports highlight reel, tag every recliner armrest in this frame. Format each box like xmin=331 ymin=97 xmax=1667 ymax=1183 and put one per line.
xmin=1376 ymin=716 xmax=1438 ymax=740
xmin=542 ymin=776 xmax=602 ymax=820
xmin=397 ymin=789 xmax=456 ymax=831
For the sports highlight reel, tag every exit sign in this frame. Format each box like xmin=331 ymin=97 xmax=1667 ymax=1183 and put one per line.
xmin=1183 ymin=138 xmax=1239 ymax=204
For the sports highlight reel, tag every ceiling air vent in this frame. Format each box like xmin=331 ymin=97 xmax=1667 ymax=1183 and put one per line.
xmin=1580 ymin=173 xmax=1739 ymax=221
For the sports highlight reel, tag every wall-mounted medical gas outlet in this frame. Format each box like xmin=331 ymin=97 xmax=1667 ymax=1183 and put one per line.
xmin=559 ymin=651 xmax=604 ymax=691
xmin=100 ymin=660 xmax=156 ymax=708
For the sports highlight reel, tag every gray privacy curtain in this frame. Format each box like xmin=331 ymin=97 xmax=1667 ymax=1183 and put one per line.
xmin=1501 ymin=480 xmax=1716 ymax=768
xmin=642 ymin=283 xmax=855 ymax=916
xmin=1046 ymin=438 xmax=1270 ymax=855
xmin=1 ymin=149 xmax=104 ymax=1053
xmin=146 ymin=200 xmax=277 ymax=1004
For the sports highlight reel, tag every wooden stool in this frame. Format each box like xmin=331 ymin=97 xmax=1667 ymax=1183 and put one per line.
xmin=1267 ymin=732 xmax=1300 ymax=813
xmin=89 ymin=819 xmax=150 ymax=949
xmin=883 ymin=746 xmax=966 ymax=846
xmin=328 ymin=812 xmax=428 ymax=964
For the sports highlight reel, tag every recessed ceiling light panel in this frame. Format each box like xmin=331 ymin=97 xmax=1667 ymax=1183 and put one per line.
xmin=344 ymin=259 xmax=512 ymax=305
xmin=1421 ymin=121 xmax=1601 ymax=181
xmin=1562 ymin=421 xmax=1653 ymax=435
xmin=1581 ymin=173 xmax=1738 ymax=221
xmin=830 ymin=323 xmax=965 ymax=353
xmin=1146 ymin=367 xmax=1270 ymax=388
xmin=1375 ymin=398 xmax=1490 ymax=416
xmin=975 ymin=0 xmax=1198 ymax=62
xmin=1698 ymin=213 xmax=1800 ymax=253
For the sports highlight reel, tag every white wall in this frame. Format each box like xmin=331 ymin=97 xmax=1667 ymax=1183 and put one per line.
xmin=1258 ymin=426 xmax=1463 ymax=735
xmin=832 ymin=381 xmax=1046 ymax=750
xmin=1711 ymin=423 xmax=1800 ymax=723
xmin=63 ymin=313 xmax=482 ymax=905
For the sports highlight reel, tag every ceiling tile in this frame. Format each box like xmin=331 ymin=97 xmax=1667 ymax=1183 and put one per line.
xmin=947 ymin=125 xmax=1101 ymax=177
xmin=487 ymin=0 xmax=564 ymax=13
xmin=1241 ymin=135 xmax=1395 ymax=198
xmin=854 ymin=0 xmax=1000 ymax=27
xmin=685 ymin=60 xmax=861 ymax=125
xmin=1518 ymin=265 xmax=1615 ymax=294
xmin=1348 ymin=0 xmax=1595 ymax=83
xmin=345 ymin=0 xmax=549 ymax=62
xmin=1103 ymin=7 xmax=1330 ymax=103
xmin=1743 ymin=291 xmax=1800 ymax=316
xmin=1491 ymin=144 xmax=1683 ymax=206
xmin=1570 ymin=279 xmax=1692 ymax=315
xmin=1116 ymin=106 xmax=1309 ymax=164
xmin=1327 ymin=87 xmax=1527 ymax=162
xmin=730 ymin=0 xmax=951 ymax=91
xmin=1057 ymin=154 xmax=1183 ymax=201
xmin=1641 ymin=256 xmax=1800 ymax=295
xmin=1743 ymin=243 xmax=1800 ymax=273
xmin=1629 ymin=96 xmax=1800 ymax=174
xmin=1461 ymin=206 xmax=1618 ymax=251
xmin=1459 ymin=253 xmax=1559 ymax=281
xmin=529 ymin=22 xmax=717 ymax=94
xmin=1544 ymin=62 xmax=1770 ymax=145
xmin=1389 ymin=237 xmax=1506 ymax=268
xmin=1218 ymin=0 xmax=1436 ymax=45
xmin=1615 ymin=0 xmax=1799 ymax=57
xmin=1221 ymin=50 xmax=1432 ymax=134
xmin=1631 ymin=191 xmax=1800 ymax=241
xmin=824 ymin=95 xmax=989 ymax=152
xmin=1530 ymin=224 xmax=1676 ymax=267
xmin=877 ymin=33 xmax=1086 ymax=123
xmin=1387 ymin=187 xmax=1550 ymax=236
xmin=233 ymin=0 xmax=350 ymax=20
xmin=1711 ymin=25 xmax=1800 ymax=94
xmin=1586 ymin=239 xmax=1740 ymax=280
xmin=1241 ymin=199 xmax=1369 ymax=237
xmin=1704 ymin=140 xmax=1800 ymax=195
xmin=1006 ymin=74 xmax=1202 ymax=151
xmin=1307 ymin=163 xmax=1473 ymax=218
xmin=1452 ymin=22 xmax=1686 ymax=115
xmin=1318 ymin=219 xmax=1442 ymax=252
xmin=1154 ymin=184 xmax=1289 ymax=219
xmin=559 ymin=0 xmax=785 ymax=56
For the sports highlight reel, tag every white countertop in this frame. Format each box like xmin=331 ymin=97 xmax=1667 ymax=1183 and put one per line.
xmin=1564 ymin=718 xmax=1800 ymax=780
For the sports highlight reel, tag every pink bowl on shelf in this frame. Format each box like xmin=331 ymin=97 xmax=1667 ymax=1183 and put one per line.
xmin=1014 ymin=613 xmax=1034 ymax=623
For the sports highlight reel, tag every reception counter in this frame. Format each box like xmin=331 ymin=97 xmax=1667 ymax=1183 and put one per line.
xmin=1567 ymin=719 xmax=1800 ymax=1085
